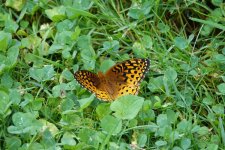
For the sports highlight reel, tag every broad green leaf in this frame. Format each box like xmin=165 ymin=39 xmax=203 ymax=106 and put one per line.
xmin=207 ymin=112 xmax=216 ymax=122
xmin=61 ymin=132 xmax=76 ymax=146
xmin=0 ymin=89 xmax=10 ymax=115
xmin=157 ymin=23 xmax=170 ymax=33
xmin=39 ymin=119 xmax=59 ymax=137
xmin=7 ymin=112 xmax=42 ymax=135
xmin=206 ymin=144 xmax=219 ymax=150
xmin=96 ymin=103 xmax=111 ymax=120
xmin=72 ymin=26 xmax=81 ymax=40
xmin=61 ymin=98 xmax=75 ymax=111
xmin=191 ymin=125 xmax=201 ymax=133
xmin=190 ymin=55 xmax=199 ymax=68
xmin=5 ymin=136 xmax=21 ymax=150
xmin=139 ymin=100 xmax=155 ymax=121
xmin=65 ymin=80 xmax=76 ymax=91
xmin=210 ymin=135 xmax=220 ymax=145
xmin=212 ymin=104 xmax=224 ymax=115
xmin=52 ymin=83 xmax=67 ymax=98
xmin=0 ymin=31 xmax=12 ymax=52
xmin=61 ymin=69 xmax=74 ymax=81
xmin=153 ymin=96 xmax=162 ymax=108
xmin=21 ymin=35 xmax=41 ymax=49
xmin=4 ymin=18 xmax=19 ymax=33
xmin=9 ymin=89 xmax=21 ymax=105
xmin=12 ymin=112 xmax=35 ymax=127
xmin=45 ymin=6 xmax=66 ymax=22
xmin=222 ymin=48 xmax=225 ymax=55
xmin=77 ymin=35 xmax=95 ymax=57
xmin=180 ymin=89 xmax=193 ymax=107
xmin=170 ymin=131 xmax=180 ymax=142
xmin=66 ymin=7 xmax=96 ymax=19
xmin=156 ymin=114 xmax=169 ymax=127
xmin=41 ymin=130 xmax=56 ymax=148
xmin=133 ymin=42 xmax=147 ymax=57
xmin=29 ymin=65 xmax=55 ymax=82
xmin=110 ymin=95 xmax=144 ymax=120
xmin=174 ymin=37 xmax=188 ymax=50
xmin=7 ymin=45 xmax=19 ymax=66
xmin=172 ymin=146 xmax=183 ymax=150
xmin=142 ymin=100 xmax=152 ymax=111
xmin=211 ymin=0 xmax=223 ymax=6
xmin=17 ymin=29 xmax=27 ymax=36
xmin=137 ymin=133 xmax=147 ymax=147
xmin=166 ymin=109 xmax=178 ymax=124
xmin=77 ymin=35 xmax=96 ymax=70
xmin=164 ymin=67 xmax=177 ymax=82
xmin=100 ymin=115 xmax=122 ymax=135
xmin=127 ymin=1 xmax=153 ymax=19
xmin=78 ymin=128 xmax=99 ymax=146
xmin=180 ymin=138 xmax=191 ymax=150
xmin=62 ymin=47 xmax=71 ymax=59
xmin=139 ymin=108 xmax=155 ymax=121
xmin=212 ymin=54 xmax=225 ymax=64
xmin=128 ymin=9 xmax=144 ymax=19
xmin=56 ymin=19 xmax=74 ymax=32
xmin=147 ymin=76 xmax=164 ymax=92
xmin=60 ymin=113 xmax=81 ymax=126
xmin=102 ymin=40 xmax=120 ymax=52
xmin=48 ymin=44 xmax=65 ymax=54
xmin=177 ymin=120 xmax=192 ymax=133
xmin=217 ymin=83 xmax=225 ymax=95
xmin=55 ymin=31 xmax=74 ymax=45
xmin=78 ymin=94 xmax=95 ymax=111
xmin=180 ymin=63 xmax=191 ymax=72
xmin=128 ymin=119 xmax=138 ymax=128
xmin=20 ymin=93 xmax=33 ymax=108
xmin=156 ymin=125 xmax=172 ymax=138
xmin=142 ymin=35 xmax=153 ymax=49
xmin=1 ymin=72 xmax=13 ymax=88
xmin=31 ymin=98 xmax=43 ymax=111
xmin=68 ymin=0 xmax=93 ymax=10
xmin=197 ymin=126 xmax=209 ymax=136
xmin=0 ymin=44 xmax=19 ymax=74
xmin=20 ymin=142 xmax=44 ymax=149
xmin=202 ymin=94 xmax=214 ymax=105
xmin=212 ymin=0 xmax=223 ymax=6
xmin=5 ymin=0 xmax=25 ymax=11
xmin=221 ymin=76 xmax=225 ymax=82
xmin=155 ymin=140 xmax=167 ymax=147
xmin=24 ymin=53 xmax=44 ymax=66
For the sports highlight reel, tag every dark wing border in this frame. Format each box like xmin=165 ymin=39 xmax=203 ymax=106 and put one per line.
xmin=74 ymin=70 xmax=100 ymax=94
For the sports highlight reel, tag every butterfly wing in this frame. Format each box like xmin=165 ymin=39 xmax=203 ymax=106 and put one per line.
xmin=105 ymin=58 xmax=150 ymax=98
xmin=74 ymin=70 xmax=112 ymax=101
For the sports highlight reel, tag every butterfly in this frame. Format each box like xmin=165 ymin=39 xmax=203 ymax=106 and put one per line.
xmin=74 ymin=58 xmax=150 ymax=101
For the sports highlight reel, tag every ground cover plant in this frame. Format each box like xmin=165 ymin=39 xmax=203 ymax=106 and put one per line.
xmin=0 ymin=0 xmax=225 ymax=149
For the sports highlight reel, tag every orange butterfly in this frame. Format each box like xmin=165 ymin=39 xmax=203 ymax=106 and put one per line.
xmin=74 ymin=58 xmax=150 ymax=101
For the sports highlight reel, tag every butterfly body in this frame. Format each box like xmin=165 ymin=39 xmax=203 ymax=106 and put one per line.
xmin=97 ymin=72 xmax=117 ymax=99
xmin=74 ymin=58 xmax=150 ymax=101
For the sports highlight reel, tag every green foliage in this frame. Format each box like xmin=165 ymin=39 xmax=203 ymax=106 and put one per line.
xmin=111 ymin=95 xmax=144 ymax=120
xmin=0 ymin=0 xmax=224 ymax=149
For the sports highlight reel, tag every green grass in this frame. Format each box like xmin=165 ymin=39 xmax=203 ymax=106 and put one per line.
xmin=0 ymin=0 xmax=225 ymax=149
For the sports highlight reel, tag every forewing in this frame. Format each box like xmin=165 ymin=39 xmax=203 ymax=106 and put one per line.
xmin=74 ymin=70 xmax=100 ymax=93
xmin=74 ymin=70 xmax=113 ymax=101
xmin=105 ymin=58 xmax=150 ymax=97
